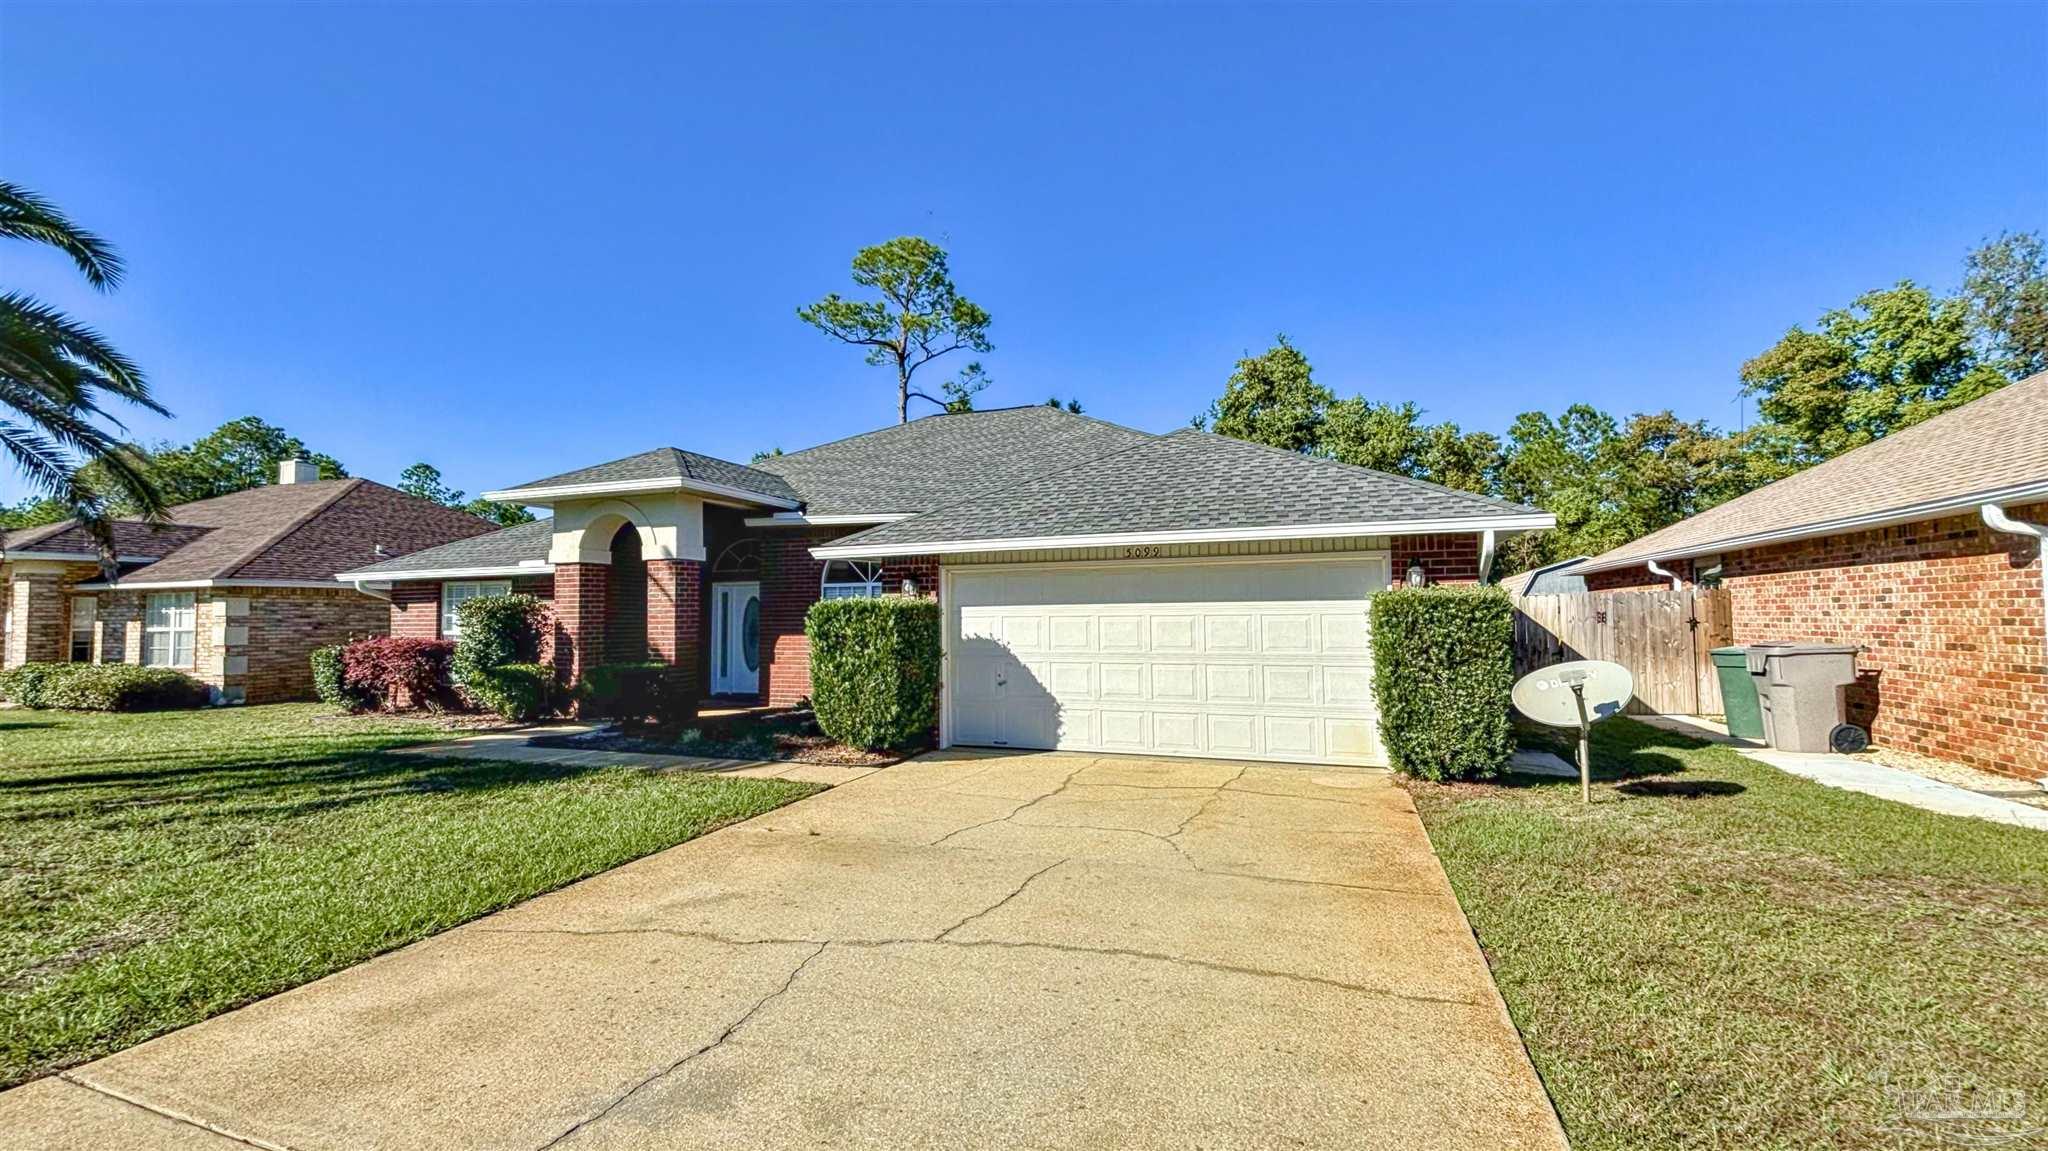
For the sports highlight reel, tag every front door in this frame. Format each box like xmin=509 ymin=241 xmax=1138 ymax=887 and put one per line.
xmin=711 ymin=582 xmax=761 ymax=696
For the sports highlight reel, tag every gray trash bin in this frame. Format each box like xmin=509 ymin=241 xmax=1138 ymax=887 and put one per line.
xmin=1746 ymin=643 xmax=1861 ymax=752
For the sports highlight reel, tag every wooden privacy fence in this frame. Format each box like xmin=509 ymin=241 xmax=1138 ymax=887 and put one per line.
xmin=1513 ymin=587 xmax=1734 ymax=716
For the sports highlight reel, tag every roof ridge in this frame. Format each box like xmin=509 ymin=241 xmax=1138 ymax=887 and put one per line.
xmin=1167 ymin=427 xmax=1536 ymax=514
xmin=219 ymin=478 xmax=365 ymax=578
xmin=760 ymin=405 xmax=1151 ymax=469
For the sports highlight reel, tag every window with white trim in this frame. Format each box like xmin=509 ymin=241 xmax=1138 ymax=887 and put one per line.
xmin=820 ymin=560 xmax=883 ymax=600
xmin=440 ymin=580 xmax=512 ymax=637
xmin=70 ymin=596 xmax=96 ymax=663
xmin=143 ymin=592 xmax=195 ymax=668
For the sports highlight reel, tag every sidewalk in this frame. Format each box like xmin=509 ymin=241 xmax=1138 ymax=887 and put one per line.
xmin=1637 ymin=715 xmax=2048 ymax=832
xmin=399 ymin=725 xmax=886 ymax=788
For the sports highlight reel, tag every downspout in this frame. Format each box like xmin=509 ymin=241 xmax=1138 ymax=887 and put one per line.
xmin=351 ymin=579 xmax=391 ymax=603
xmin=1645 ymin=559 xmax=1684 ymax=591
xmin=1983 ymin=503 xmax=2047 ymax=660
xmin=1477 ymin=529 xmax=1497 ymax=585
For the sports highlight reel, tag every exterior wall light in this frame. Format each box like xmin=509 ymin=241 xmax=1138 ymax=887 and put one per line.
xmin=1405 ymin=561 xmax=1427 ymax=588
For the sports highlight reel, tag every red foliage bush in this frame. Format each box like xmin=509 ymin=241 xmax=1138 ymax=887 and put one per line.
xmin=341 ymin=637 xmax=457 ymax=712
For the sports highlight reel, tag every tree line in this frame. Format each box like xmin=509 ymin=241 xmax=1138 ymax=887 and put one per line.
xmin=1195 ymin=234 xmax=2045 ymax=574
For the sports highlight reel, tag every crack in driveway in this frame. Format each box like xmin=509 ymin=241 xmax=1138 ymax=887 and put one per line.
xmin=537 ymin=941 xmax=829 ymax=1150
xmin=57 ymin=1072 xmax=293 ymax=1151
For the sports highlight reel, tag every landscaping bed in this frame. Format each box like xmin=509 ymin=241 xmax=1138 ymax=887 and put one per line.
xmin=1410 ymin=717 xmax=2048 ymax=1151
xmin=0 ymin=703 xmax=819 ymax=1088
xmin=531 ymin=706 xmax=910 ymax=767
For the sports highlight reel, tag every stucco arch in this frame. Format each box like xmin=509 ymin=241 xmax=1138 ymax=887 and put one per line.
xmin=547 ymin=498 xmax=672 ymax=565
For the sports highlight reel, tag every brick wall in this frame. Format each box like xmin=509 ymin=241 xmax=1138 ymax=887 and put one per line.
xmin=646 ymin=558 xmax=703 ymax=698
xmin=2 ymin=562 xmax=94 ymax=667
xmin=1721 ymin=502 xmax=2047 ymax=780
xmin=1390 ymin=533 xmax=1482 ymax=586
xmin=239 ymin=588 xmax=390 ymax=703
xmin=757 ymin=527 xmax=845 ymax=707
xmin=388 ymin=574 xmax=555 ymax=640
xmin=552 ymin=563 xmax=609 ymax=687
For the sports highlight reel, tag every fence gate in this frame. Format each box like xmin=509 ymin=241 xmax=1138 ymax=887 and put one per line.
xmin=1512 ymin=587 xmax=1734 ymax=716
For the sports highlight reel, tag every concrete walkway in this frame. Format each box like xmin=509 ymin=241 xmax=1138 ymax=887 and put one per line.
xmin=1637 ymin=715 xmax=2048 ymax=831
xmin=1 ymin=750 xmax=1567 ymax=1151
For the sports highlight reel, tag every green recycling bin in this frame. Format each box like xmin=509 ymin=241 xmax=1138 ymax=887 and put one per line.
xmin=1711 ymin=647 xmax=1766 ymax=740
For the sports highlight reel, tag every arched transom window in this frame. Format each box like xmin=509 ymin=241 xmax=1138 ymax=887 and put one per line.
xmin=713 ymin=539 xmax=762 ymax=578
xmin=821 ymin=559 xmax=883 ymax=600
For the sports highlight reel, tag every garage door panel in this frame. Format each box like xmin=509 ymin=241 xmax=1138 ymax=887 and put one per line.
xmin=948 ymin=557 xmax=1389 ymax=766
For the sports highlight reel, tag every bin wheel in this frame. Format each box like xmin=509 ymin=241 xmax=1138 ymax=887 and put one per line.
xmin=1829 ymin=724 xmax=1870 ymax=754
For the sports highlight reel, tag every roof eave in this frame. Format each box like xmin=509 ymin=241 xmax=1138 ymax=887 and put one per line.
xmin=1577 ymin=478 xmax=2048 ymax=574
xmin=479 ymin=477 xmax=799 ymax=510
xmin=333 ymin=561 xmax=555 ymax=582
xmin=811 ymin=514 xmax=1556 ymax=561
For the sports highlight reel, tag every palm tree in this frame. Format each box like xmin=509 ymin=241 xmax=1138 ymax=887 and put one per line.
xmin=1 ymin=181 xmax=167 ymax=572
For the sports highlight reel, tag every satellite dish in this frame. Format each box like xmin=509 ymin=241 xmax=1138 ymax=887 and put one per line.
xmin=1512 ymin=660 xmax=1634 ymax=802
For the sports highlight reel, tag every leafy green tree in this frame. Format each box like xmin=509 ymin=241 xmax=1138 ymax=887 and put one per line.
xmin=2 ymin=181 xmax=168 ymax=568
xmin=140 ymin=416 xmax=347 ymax=507
xmin=396 ymin=460 xmax=534 ymax=526
xmin=940 ymin=363 xmax=992 ymax=413
xmin=0 ymin=494 xmax=71 ymax=531
xmin=1320 ymin=397 xmax=1500 ymax=495
xmin=1963 ymin=231 xmax=2048 ymax=379
xmin=1739 ymin=282 xmax=2008 ymax=463
xmin=798 ymin=237 xmax=993 ymax=424
xmin=1199 ymin=335 xmax=1331 ymax=452
xmin=1044 ymin=396 xmax=1085 ymax=414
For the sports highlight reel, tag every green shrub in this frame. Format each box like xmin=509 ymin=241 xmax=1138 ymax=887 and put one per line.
xmin=475 ymin=663 xmax=557 ymax=723
xmin=451 ymin=593 xmax=552 ymax=720
xmin=579 ymin=661 xmax=693 ymax=726
xmin=804 ymin=596 xmax=940 ymax=751
xmin=0 ymin=662 xmax=69 ymax=709
xmin=1369 ymin=585 xmax=1515 ymax=780
xmin=1 ymin=662 xmax=210 ymax=712
xmin=309 ymin=644 xmax=365 ymax=711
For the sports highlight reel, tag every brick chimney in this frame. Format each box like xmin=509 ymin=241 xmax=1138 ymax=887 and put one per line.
xmin=278 ymin=458 xmax=319 ymax=485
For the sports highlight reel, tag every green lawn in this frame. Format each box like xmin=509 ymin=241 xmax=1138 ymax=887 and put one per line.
xmin=1409 ymin=719 xmax=2048 ymax=1151
xmin=0 ymin=704 xmax=819 ymax=1088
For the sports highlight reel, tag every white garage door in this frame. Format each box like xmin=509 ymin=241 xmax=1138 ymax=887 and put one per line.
xmin=946 ymin=556 xmax=1390 ymax=766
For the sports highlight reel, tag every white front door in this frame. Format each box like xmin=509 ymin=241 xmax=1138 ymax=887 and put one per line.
xmin=947 ymin=556 xmax=1390 ymax=766
xmin=711 ymin=582 xmax=761 ymax=695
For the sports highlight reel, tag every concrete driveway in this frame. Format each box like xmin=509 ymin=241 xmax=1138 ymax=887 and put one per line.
xmin=4 ymin=750 xmax=1566 ymax=1151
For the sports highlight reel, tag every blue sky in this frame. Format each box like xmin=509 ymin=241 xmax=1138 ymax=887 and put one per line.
xmin=3 ymin=3 xmax=2043 ymax=504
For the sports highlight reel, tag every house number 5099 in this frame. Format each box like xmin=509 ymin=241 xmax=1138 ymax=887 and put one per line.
xmin=1123 ymin=546 xmax=1163 ymax=559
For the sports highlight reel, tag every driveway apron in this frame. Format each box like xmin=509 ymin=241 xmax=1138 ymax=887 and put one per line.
xmin=2 ymin=750 xmax=1567 ymax=1151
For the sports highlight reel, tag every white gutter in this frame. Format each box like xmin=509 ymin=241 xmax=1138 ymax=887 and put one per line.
xmin=1646 ymin=559 xmax=1684 ymax=591
xmin=1578 ymin=478 xmax=2048 ymax=574
xmin=71 ymin=578 xmax=352 ymax=591
xmin=351 ymin=579 xmax=391 ymax=602
xmin=741 ymin=512 xmax=914 ymax=528
xmin=1982 ymin=503 xmax=2047 ymax=658
xmin=1478 ymin=528 xmax=1497 ymax=585
xmin=811 ymin=513 xmax=1557 ymax=561
xmin=332 ymin=561 xmax=554 ymax=582
xmin=0 ymin=550 xmax=157 ymax=565
xmin=481 ymin=476 xmax=800 ymax=510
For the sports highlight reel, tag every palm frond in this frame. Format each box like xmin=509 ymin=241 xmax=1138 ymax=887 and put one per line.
xmin=0 ymin=181 xmax=126 ymax=290
xmin=1 ymin=291 xmax=155 ymax=407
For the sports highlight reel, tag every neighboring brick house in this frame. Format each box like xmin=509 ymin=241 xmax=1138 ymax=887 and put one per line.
xmin=341 ymin=407 xmax=1552 ymax=767
xmin=1576 ymin=372 xmax=2048 ymax=780
xmin=1 ymin=461 xmax=497 ymax=704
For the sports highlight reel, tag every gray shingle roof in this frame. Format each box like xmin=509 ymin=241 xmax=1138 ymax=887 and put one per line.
xmin=822 ymin=428 xmax=1548 ymax=552
xmin=498 ymin=448 xmax=799 ymax=503
xmin=1580 ymin=371 xmax=2048 ymax=573
xmin=753 ymin=406 xmax=1156 ymax=516
xmin=340 ymin=517 xmax=556 ymax=576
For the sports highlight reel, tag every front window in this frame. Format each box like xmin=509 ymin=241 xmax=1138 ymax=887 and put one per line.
xmin=70 ymin=597 xmax=96 ymax=663
xmin=144 ymin=592 xmax=195 ymax=668
xmin=440 ymin=580 xmax=512 ymax=637
xmin=820 ymin=560 xmax=883 ymax=600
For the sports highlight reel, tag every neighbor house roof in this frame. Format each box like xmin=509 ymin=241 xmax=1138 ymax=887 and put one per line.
xmin=752 ymin=405 xmax=1157 ymax=518
xmin=815 ymin=428 xmax=1552 ymax=558
xmin=485 ymin=448 xmax=800 ymax=508
xmin=337 ymin=516 xmax=556 ymax=579
xmin=1580 ymin=372 xmax=2048 ymax=574
xmin=1 ymin=479 xmax=499 ymax=587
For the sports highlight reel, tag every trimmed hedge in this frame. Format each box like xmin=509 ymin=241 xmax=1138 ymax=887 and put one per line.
xmin=341 ymin=637 xmax=457 ymax=712
xmin=477 ymin=663 xmax=557 ymax=723
xmin=451 ymin=593 xmax=551 ymax=720
xmin=0 ymin=662 xmax=209 ymax=711
xmin=309 ymin=644 xmax=372 ymax=711
xmin=1369 ymin=585 xmax=1515 ymax=780
xmin=804 ymin=596 xmax=941 ymax=751
xmin=579 ymin=661 xmax=694 ymax=726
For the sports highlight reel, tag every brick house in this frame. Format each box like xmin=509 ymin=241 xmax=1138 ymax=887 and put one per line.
xmin=1 ymin=461 xmax=498 ymax=704
xmin=1576 ymin=372 xmax=2047 ymax=780
xmin=340 ymin=407 xmax=1554 ymax=767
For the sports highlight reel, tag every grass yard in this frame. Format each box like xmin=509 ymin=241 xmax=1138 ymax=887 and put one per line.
xmin=0 ymin=704 xmax=819 ymax=1088
xmin=1409 ymin=719 xmax=2048 ymax=1151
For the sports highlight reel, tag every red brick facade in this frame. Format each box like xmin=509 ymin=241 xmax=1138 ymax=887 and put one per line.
xmin=1719 ymin=504 xmax=2046 ymax=780
xmin=1577 ymin=506 xmax=2046 ymax=779
xmin=646 ymin=558 xmax=704 ymax=697
xmin=551 ymin=563 xmax=610 ymax=687
xmin=1391 ymin=533 xmax=1483 ymax=586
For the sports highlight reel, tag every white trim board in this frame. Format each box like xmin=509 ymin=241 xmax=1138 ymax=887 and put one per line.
xmin=333 ymin=562 xmax=554 ymax=582
xmin=1577 ymin=478 xmax=2048 ymax=574
xmin=482 ymin=476 xmax=800 ymax=510
xmin=72 ymin=578 xmax=359 ymax=592
xmin=813 ymin=515 xmax=1554 ymax=560
xmin=741 ymin=512 xmax=914 ymax=528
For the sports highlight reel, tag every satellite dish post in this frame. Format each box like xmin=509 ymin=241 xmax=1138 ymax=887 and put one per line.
xmin=1511 ymin=660 xmax=1633 ymax=804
